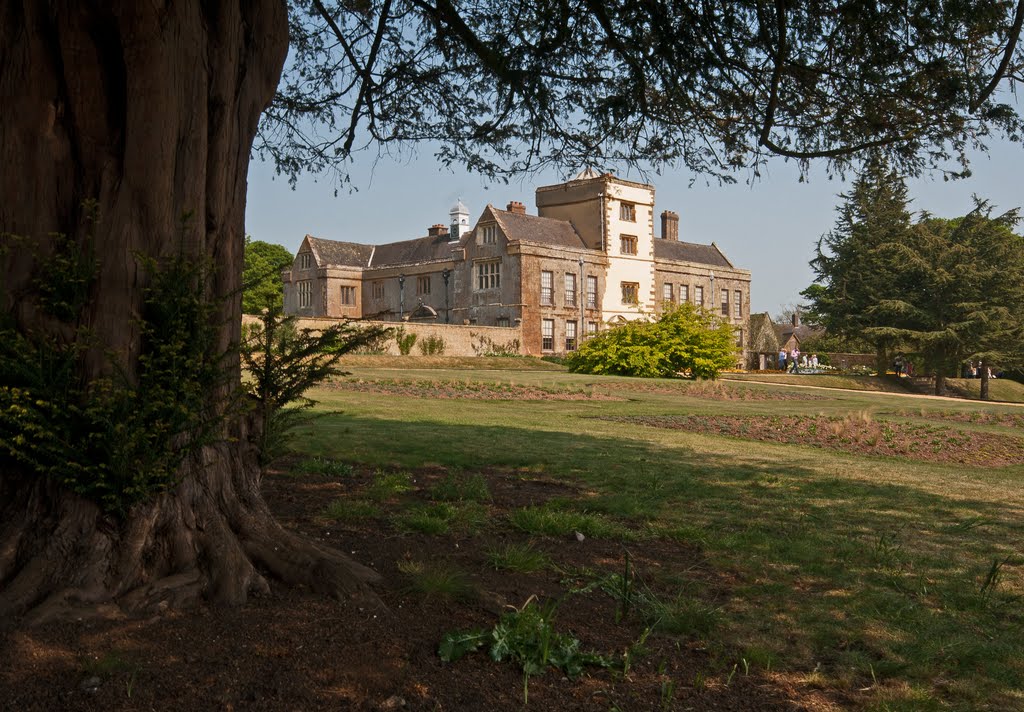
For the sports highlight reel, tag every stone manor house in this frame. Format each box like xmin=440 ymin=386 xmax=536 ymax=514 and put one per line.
xmin=282 ymin=170 xmax=752 ymax=358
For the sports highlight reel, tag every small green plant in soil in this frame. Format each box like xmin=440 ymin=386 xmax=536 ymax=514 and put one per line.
xmin=322 ymin=498 xmax=381 ymax=522
xmin=431 ymin=471 xmax=491 ymax=502
xmin=293 ymin=456 xmax=354 ymax=478
xmin=509 ymin=503 xmax=638 ymax=540
xmin=486 ymin=542 xmax=550 ymax=573
xmin=439 ymin=597 xmax=611 ymax=704
xmin=398 ymin=560 xmax=475 ymax=601
xmin=366 ymin=469 xmax=414 ymax=501
xmin=395 ymin=501 xmax=487 ymax=535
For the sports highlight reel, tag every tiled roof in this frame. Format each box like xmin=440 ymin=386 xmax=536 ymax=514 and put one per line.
xmin=492 ymin=209 xmax=587 ymax=249
xmin=370 ymin=234 xmax=462 ymax=267
xmin=653 ymin=239 xmax=734 ymax=268
xmin=773 ymin=323 xmax=823 ymax=345
xmin=306 ymin=234 xmax=460 ymax=269
xmin=307 ymin=236 xmax=373 ymax=267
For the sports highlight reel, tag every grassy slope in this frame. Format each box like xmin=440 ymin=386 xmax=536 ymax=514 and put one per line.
xmin=726 ymin=371 xmax=1024 ymax=403
xmin=297 ymin=367 xmax=1024 ymax=711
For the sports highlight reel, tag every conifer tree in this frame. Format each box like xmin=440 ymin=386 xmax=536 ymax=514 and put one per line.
xmin=875 ymin=207 xmax=1024 ymax=396
xmin=806 ymin=155 xmax=914 ymax=375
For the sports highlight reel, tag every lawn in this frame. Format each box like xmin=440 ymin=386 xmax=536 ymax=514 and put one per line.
xmin=300 ymin=364 xmax=1024 ymax=711
xmin=5 ymin=363 xmax=1022 ymax=711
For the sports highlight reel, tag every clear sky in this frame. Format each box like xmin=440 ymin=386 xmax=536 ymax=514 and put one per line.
xmin=245 ymin=136 xmax=1023 ymax=317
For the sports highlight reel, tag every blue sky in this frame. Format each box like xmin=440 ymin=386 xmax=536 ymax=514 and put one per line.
xmin=245 ymin=137 xmax=1022 ymax=317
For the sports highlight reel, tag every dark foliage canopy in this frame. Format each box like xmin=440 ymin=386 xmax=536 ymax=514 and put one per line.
xmin=260 ymin=0 xmax=1024 ymax=187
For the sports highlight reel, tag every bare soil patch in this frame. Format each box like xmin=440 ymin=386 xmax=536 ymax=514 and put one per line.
xmin=0 ymin=463 xmax=849 ymax=711
xmin=594 ymin=380 xmax=826 ymax=401
xmin=329 ymin=378 xmax=624 ymax=400
xmin=890 ymin=408 xmax=1024 ymax=428
xmin=601 ymin=414 xmax=1024 ymax=466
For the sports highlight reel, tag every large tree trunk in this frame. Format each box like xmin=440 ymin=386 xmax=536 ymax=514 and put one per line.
xmin=980 ymin=359 xmax=990 ymax=401
xmin=0 ymin=1 xmax=378 ymax=623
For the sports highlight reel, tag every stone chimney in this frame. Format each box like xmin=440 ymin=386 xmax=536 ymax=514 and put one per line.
xmin=661 ymin=210 xmax=679 ymax=240
xmin=792 ymin=311 xmax=801 ymax=327
xmin=506 ymin=201 xmax=527 ymax=214
xmin=428 ymin=224 xmax=449 ymax=237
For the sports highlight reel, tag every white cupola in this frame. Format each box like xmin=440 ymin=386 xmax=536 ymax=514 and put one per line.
xmin=449 ymin=199 xmax=470 ymax=241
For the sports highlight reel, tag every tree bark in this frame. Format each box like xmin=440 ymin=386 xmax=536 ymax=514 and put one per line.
xmin=980 ymin=359 xmax=990 ymax=401
xmin=875 ymin=345 xmax=889 ymax=379
xmin=0 ymin=1 xmax=379 ymax=623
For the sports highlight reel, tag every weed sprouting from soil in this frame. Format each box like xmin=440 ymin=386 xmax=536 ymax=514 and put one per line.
xmin=399 ymin=560 xmax=476 ymax=601
xmin=486 ymin=542 xmax=550 ymax=573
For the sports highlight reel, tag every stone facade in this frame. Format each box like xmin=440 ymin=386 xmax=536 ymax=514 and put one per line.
xmin=283 ymin=171 xmax=752 ymax=361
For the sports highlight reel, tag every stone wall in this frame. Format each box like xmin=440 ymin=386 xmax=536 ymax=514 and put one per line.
xmin=241 ymin=315 xmax=524 ymax=357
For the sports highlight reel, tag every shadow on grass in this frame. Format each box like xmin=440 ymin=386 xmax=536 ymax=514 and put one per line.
xmin=296 ymin=411 xmax=1024 ymax=710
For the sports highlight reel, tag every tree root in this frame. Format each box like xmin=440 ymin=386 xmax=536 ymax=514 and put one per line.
xmin=0 ymin=436 xmax=381 ymax=626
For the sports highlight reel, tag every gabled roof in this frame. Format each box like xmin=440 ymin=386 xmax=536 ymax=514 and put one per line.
xmin=306 ymin=236 xmax=373 ymax=268
xmin=653 ymin=240 xmax=734 ymax=268
xmin=491 ymin=207 xmax=587 ymax=249
xmin=773 ymin=323 xmax=823 ymax=347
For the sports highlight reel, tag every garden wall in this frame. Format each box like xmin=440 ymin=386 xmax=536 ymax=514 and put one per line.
xmin=241 ymin=315 xmax=524 ymax=357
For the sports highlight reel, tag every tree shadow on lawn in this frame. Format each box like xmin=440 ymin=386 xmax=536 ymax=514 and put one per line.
xmin=303 ymin=412 xmax=1024 ymax=706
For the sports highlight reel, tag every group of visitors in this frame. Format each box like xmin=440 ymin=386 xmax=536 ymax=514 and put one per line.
xmin=777 ymin=347 xmax=818 ymax=374
xmin=892 ymin=354 xmax=913 ymax=377
xmin=962 ymin=361 xmax=1000 ymax=379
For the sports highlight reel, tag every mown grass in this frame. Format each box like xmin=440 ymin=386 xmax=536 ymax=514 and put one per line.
xmin=294 ymin=365 xmax=1024 ymax=711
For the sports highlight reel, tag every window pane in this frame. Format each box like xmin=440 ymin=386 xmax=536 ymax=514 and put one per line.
xmin=621 ymin=282 xmax=639 ymax=305
xmin=541 ymin=271 xmax=553 ymax=305
xmin=565 ymin=273 xmax=577 ymax=306
xmin=542 ymin=319 xmax=554 ymax=351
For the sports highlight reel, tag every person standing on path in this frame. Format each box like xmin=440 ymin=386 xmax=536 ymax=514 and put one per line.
xmin=778 ymin=348 xmax=787 ymax=371
xmin=790 ymin=346 xmax=801 ymax=373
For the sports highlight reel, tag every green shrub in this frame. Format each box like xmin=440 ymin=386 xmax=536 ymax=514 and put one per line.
xmin=395 ymin=327 xmax=417 ymax=355
xmin=418 ymin=334 xmax=446 ymax=355
xmin=0 ymin=230 xmax=234 ymax=516
xmin=565 ymin=303 xmax=737 ymax=379
xmin=240 ymin=308 xmax=388 ymax=463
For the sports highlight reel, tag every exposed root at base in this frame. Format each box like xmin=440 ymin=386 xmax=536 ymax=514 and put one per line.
xmin=0 ymin=439 xmax=382 ymax=626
